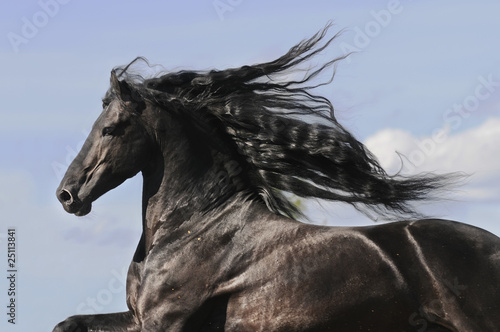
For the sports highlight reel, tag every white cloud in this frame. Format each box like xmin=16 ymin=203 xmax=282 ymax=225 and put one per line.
xmin=364 ymin=117 xmax=500 ymax=201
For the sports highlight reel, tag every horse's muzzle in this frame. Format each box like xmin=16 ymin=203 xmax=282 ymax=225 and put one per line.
xmin=57 ymin=188 xmax=92 ymax=216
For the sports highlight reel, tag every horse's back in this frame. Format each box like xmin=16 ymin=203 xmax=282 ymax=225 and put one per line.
xmin=363 ymin=219 xmax=500 ymax=331
xmin=403 ymin=219 xmax=500 ymax=331
xmin=223 ymin=217 xmax=500 ymax=332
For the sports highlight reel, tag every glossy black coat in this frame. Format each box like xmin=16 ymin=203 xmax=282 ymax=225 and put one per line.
xmin=54 ymin=33 xmax=500 ymax=331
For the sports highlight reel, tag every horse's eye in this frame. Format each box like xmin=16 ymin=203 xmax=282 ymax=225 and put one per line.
xmin=102 ymin=99 xmax=111 ymax=109
xmin=102 ymin=126 xmax=115 ymax=137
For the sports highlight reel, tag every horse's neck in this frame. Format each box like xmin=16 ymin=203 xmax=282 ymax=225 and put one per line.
xmin=138 ymin=114 xmax=241 ymax=255
xmin=139 ymin=167 xmax=244 ymax=257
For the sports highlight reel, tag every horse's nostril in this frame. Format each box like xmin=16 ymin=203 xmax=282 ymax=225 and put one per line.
xmin=59 ymin=189 xmax=73 ymax=205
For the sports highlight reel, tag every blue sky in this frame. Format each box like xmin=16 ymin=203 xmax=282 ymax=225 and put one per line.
xmin=1 ymin=1 xmax=499 ymax=330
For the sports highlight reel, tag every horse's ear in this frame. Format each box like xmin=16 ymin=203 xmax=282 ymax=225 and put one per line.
xmin=110 ymin=70 xmax=121 ymax=94
xmin=110 ymin=70 xmax=146 ymax=113
xmin=110 ymin=70 xmax=133 ymax=101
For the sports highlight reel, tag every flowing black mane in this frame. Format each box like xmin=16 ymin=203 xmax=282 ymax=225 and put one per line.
xmin=111 ymin=24 xmax=455 ymax=221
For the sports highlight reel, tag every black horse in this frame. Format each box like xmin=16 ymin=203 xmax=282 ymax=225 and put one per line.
xmin=54 ymin=26 xmax=500 ymax=331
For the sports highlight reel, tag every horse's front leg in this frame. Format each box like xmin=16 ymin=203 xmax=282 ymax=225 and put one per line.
xmin=52 ymin=310 xmax=139 ymax=332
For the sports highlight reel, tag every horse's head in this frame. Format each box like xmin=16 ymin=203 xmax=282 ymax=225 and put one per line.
xmin=57 ymin=71 xmax=153 ymax=216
